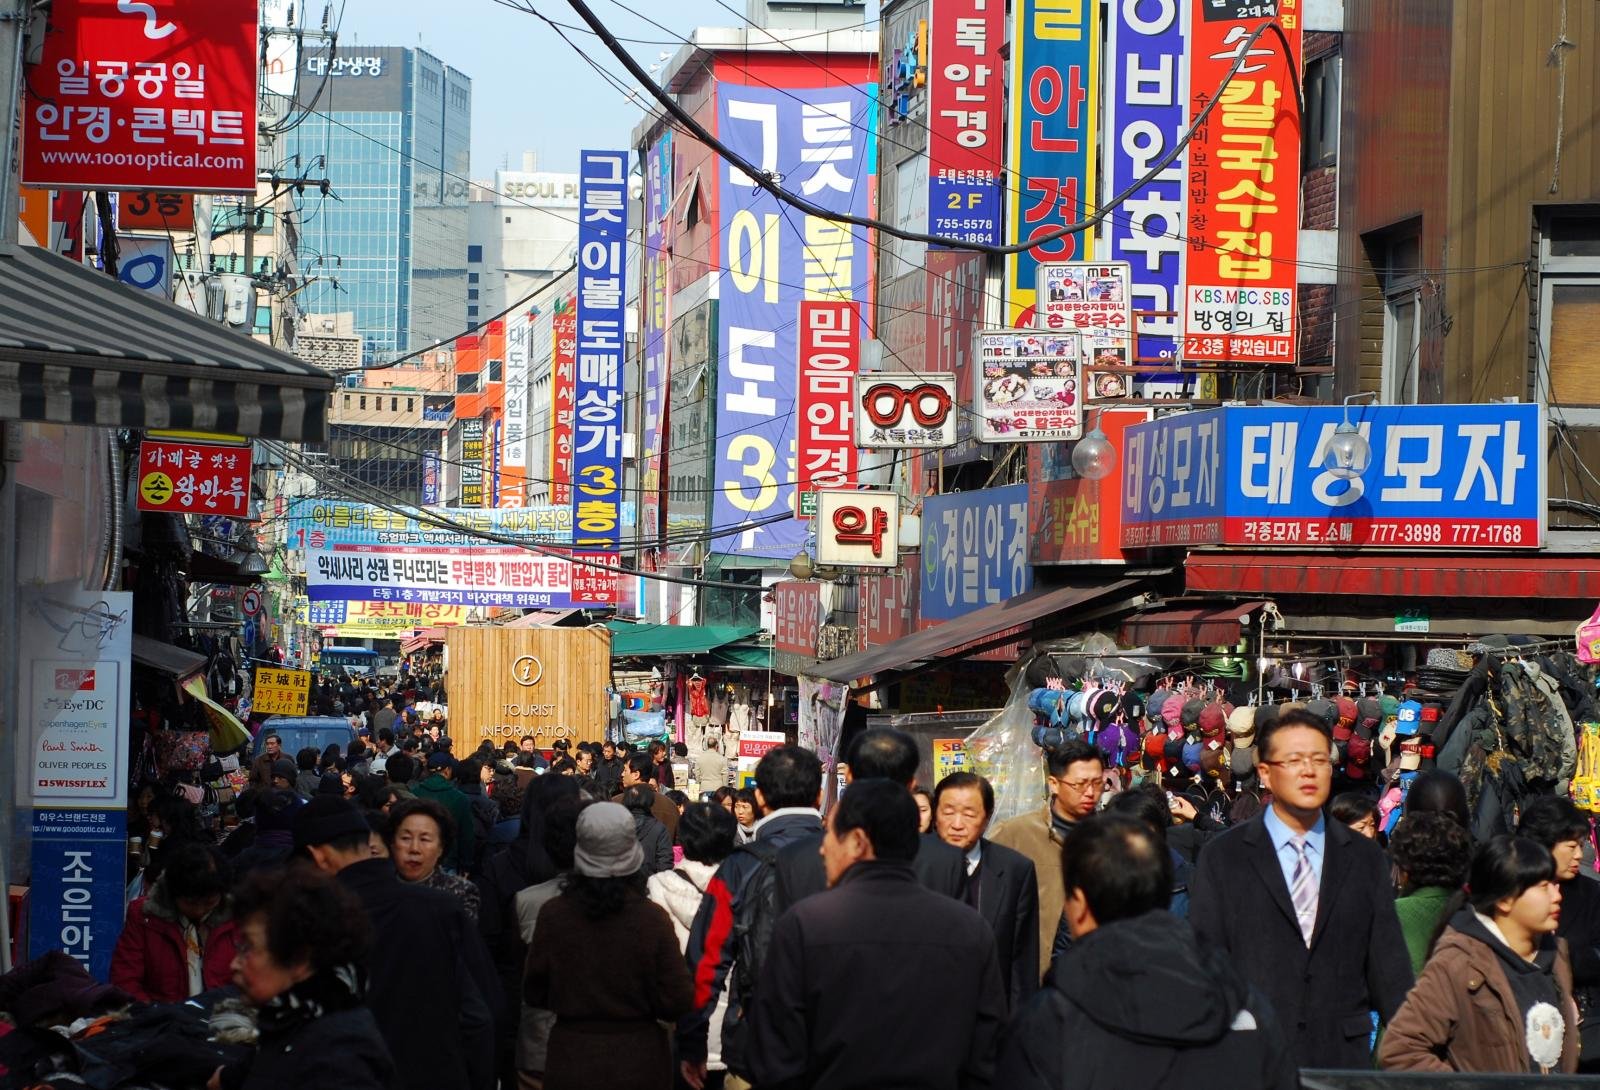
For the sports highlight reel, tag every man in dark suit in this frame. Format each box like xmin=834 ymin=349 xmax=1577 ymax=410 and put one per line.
xmin=934 ymin=771 xmax=1039 ymax=1013
xmin=777 ymin=728 xmax=967 ymax=902
xmin=1190 ymin=709 xmax=1413 ymax=1070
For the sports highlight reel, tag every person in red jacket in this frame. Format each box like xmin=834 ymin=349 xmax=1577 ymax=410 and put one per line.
xmin=110 ymin=840 xmax=239 ymax=1002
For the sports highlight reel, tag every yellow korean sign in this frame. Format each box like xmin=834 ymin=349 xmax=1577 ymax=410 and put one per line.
xmin=253 ymin=666 xmax=311 ymax=716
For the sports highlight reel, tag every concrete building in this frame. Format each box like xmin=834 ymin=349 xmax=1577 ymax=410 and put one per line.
xmin=466 ymin=153 xmax=581 ymax=329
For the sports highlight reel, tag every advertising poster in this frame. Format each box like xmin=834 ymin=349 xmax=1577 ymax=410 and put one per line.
xmin=927 ymin=0 xmax=1006 ymax=246
xmin=975 ymin=329 xmax=1083 ymax=442
xmin=1182 ymin=0 xmax=1304 ymax=363
xmin=920 ymin=483 xmax=1032 ymax=621
xmin=295 ymin=599 xmax=470 ymax=635
xmin=306 ymin=542 xmax=618 ymax=608
xmin=1036 ymin=261 xmax=1135 ymax=399
xmin=30 ymin=809 xmax=127 ymax=982
xmin=573 ymin=150 xmax=629 ymax=549
xmin=796 ymin=300 xmax=861 ymax=517
xmin=253 ymin=666 xmax=311 ymax=716
xmin=285 ymin=498 xmax=629 ymax=545
xmin=715 ymin=81 xmax=876 ymax=559
xmin=640 ymin=133 xmax=672 ymax=545
xmin=135 ymin=439 xmax=251 ymax=518
xmin=1003 ymin=0 xmax=1100 ymax=325
xmin=549 ymin=295 xmax=577 ymax=508
xmin=933 ymin=738 xmax=969 ymax=783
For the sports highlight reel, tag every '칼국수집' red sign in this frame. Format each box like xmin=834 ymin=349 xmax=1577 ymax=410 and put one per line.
xmin=21 ymin=0 xmax=259 ymax=193
xmin=135 ymin=440 xmax=252 ymax=517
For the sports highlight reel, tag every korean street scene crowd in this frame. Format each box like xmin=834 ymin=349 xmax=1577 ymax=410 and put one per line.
xmin=8 ymin=669 xmax=1600 ymax=1089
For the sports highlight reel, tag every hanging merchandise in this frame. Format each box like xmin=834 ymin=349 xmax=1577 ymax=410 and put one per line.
xmin=1577 ymin=604 xmax=1600 ymax=665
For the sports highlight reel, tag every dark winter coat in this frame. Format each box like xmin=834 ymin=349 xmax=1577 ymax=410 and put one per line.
xmin=236 ymin=1005 xmax=392 ymax=1090
xmin=108 ymin=879 xmax=239 ymax=1003
xmin=632 ymin=811 xmax=673 ymax=876
xmin=412 ymin=773 xmax=478 ymax=874
xmin=998 ymin=911 xmax=1298 ymax=1090
xmin=1558 ymin=873 xmax=1600 ymax=1070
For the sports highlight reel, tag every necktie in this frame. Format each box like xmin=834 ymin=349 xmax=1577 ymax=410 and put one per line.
xmin=1290 ymin=838 xmax=1317 ymax=947
xmin=965 ymin=860 xmax=982 ymax=911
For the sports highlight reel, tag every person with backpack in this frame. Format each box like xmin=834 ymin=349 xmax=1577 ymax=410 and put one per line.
xmin=678 ymin=746 xmax=825 ymax=1090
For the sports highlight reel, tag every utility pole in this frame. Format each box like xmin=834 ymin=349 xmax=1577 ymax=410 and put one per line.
xmin=0 ymin=0 xmax=29 ymax=239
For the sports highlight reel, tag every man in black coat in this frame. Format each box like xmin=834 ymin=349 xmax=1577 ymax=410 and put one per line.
xmin=749 ymin=779 xmax=1006 ymax=1090
xmin=997 ymin=812 xmax=1297 ymax=1090
xmin=933 ymin=771 xmax=1039 ymax=1013
xmin=1189 ymin=710 xmax=1413 ymax=1070
xmin=296 ymin=797 xmax=500 ymax=1090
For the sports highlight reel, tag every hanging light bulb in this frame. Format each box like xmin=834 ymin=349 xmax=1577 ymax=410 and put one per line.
xmin=1071 ymin=418 xmax=1117 ymax=481
xmin=1323 ymin=420 xmax=1372 ymax=480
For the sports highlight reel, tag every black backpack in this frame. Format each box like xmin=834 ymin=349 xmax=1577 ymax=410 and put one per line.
xmin=722 ymin=838 xmax=798 ymax=1073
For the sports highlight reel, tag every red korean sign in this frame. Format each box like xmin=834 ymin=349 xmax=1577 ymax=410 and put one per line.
xmin=568 ymin=552 xmax=620 ymax=605
xmin=772 ymin=581 xmax=823 ymax=657
xmin=136 ymin=440 xmax=252 ymax=517
xmin=926 ymin=0 xmax=1006 ymax=246
xmin=1029 ymin=408 xmax=1148 ymax=563
xmin=549 ymin=299 xmax=577 ymax=507
xmin=1182 ymin=0 xmax=1303 ymax=363
xmin=796 ymin=301 xmax=860 ymax=518
xmin=21 ymin=0 xmax=259 ymax=193
xmin=858 ymin=560 xmax=919 ymax=651
xmin=118 ymin=190 xmax=195 ymax=230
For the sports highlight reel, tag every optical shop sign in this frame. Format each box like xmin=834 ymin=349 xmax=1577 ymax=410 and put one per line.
xmin=1120 ymin=404 xmax=1547 ymax=549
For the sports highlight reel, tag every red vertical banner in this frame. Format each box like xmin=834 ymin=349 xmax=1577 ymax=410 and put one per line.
xmin=1182 ymin=0 xmax=1303 ymax=364
xmin=926 ymin=0 xmax=1006 ymax=246
xmin=549 ymin=295 xmax=577 ymax=507
xmin=796 ymin=301 xmax=860 ymax=518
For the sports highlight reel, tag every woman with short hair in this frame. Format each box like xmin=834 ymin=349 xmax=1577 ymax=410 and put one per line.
xmin=386 ymin=797 xmax=480 ymax=921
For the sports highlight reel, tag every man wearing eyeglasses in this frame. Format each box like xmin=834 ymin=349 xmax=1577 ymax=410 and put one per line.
xmin=1190 ymin=709 xmax=1413 ymax=1071
xmin=991 ymin=738 xmax=1105 ymax=983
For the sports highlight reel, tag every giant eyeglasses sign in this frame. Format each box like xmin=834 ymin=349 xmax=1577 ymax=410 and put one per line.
xmin=854 ymin=374 xmax=958 ymax=449
xmin=816 ymin=490 xmax=901 ymax=569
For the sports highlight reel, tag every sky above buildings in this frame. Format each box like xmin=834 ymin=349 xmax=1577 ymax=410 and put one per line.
xmin=338 ymin=0 xmax=878 ymax=177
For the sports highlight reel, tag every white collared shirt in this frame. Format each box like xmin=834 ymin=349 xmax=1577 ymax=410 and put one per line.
xmin=965 ymin=842 xmax=982 ymax=876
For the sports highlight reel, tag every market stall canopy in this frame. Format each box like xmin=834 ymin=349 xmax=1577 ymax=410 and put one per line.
xmin=181 ymin=676 xmax=251 ymax=752
xmin=711 ymin=642 xmax=773 ymax=669
xmin=1118 ymin=601 xmax=1271 ymax=648
xmin=804 ymin=579 xmax=1150 ymax=684
xmin=401 ymin=629 xmax=446 ymax=656
xmin=0 ymin=242 xmax=334 ymax=441
xmin=607 ymin=622 xmax=760 ymax=658
xmin=506 ymin=608 xmax=578 ymax=628
xmin=1187 ymin=550 xmax=1600 ymax=600
xmin=131 ymin=634 xmax=207 ymax=683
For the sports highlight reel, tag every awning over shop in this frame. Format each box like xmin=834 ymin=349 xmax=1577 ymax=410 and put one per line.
xmin=607 ymin=622 xmax=760 ymax=658
xmin=401 ymin=629 xmax=446 ymax=655
xmin=1119 ymin=601 xmax=1270 ymax=648
xmin=505 ymin=609 xmax=577 ymax=628
xmin=711 ymin=643 xmax=773 ymax=669
xmin=804 ymin=579 xmax=1150 ymax=684
xmin=131 ymin=635 xmax=207 ymax=682
xmin=1187 ymin=551 xmax=1600 ymax=600
xmin=0 ymin=242 xmax=334 ymax=441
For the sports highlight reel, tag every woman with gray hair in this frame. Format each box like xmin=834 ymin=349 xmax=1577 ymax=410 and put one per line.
xmin=523 ymin=801 xmax=694 ymax=1090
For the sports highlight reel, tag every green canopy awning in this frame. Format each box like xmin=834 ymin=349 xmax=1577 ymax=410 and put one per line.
xmin=710 ymin=643 xmax=772 ymax=669
xmin=606 ymin=622 xmax=760 ymax=658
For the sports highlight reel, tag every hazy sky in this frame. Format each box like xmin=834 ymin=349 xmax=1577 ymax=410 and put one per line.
xmin=337 ymin=0 xmax=860 ymax=176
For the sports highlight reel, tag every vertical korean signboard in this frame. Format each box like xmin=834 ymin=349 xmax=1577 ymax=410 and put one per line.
xmin=797 ymin=301 xmax=860 ymax=517
xmin=716 ymin=82 xmax=876 ymax=558
xmin=1183 ymin=0 xmax=1303 ymax=363
xmin=640 ymin=133 xmax=672 ymax=547
xmin=21 ymin=0 xmax=259 ymax=192
xmin=574 ymin=150 xmax=628 ymax=551
xmin=549 ymin=295 xmax=577 ymax=508
xmin=1004 ymin=0 xmax=1100 ymax=325
xmin=460 ymin=418 xmax=485 ymax=507
xmin=927 ymin=0 xmax=1006 ymax=246
xmin=501 ymin=309 xmax=531 ymax=508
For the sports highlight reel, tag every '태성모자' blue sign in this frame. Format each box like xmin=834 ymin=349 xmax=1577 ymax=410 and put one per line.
xmin=920 ymin=483 xmax=1034 ymax=621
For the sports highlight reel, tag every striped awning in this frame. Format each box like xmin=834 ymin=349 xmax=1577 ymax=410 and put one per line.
xmin=0 ymin=242 xmax=334 ymax=441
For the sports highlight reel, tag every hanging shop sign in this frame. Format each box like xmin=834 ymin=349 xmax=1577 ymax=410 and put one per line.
xmin=117 ymin=190 xmax=195 ymax=230
xmin=549 ymin=294 xmax=577 ymax=508
xmin=446 ymin=626 xmax=610 ymax=750
xmin=285 ymin=498 xmax=627 ymax=546
xmin=573 ymin=150 xmax=629 ymax=548
xmin=1121 ymin=403 xmax=1547 ymax=549
xmin=640 ymin=133 xmax=672 ymax=545
xmin=859 ymin=559 xmax=919 ymax=650
xmin=927 ymin=0 xmax=1006 ymax=246
xmin=421 ymin=450 xmax=440 ymax=506
xmin=295 ymin=599 xmax=470 ymax=634
xmin=716 ymin=81 xmax=876 ymax=559
xmin=1003 ymin=0 xmax=1100 ymax=325
xmin=30 ymin=809 xmax=127 ymax=982
xmin=773 ymin=581 xmax=823 ymax=658
xmin=135 ymin=439 xmax=251 ymax=517
xmin=114 ymin=234 xmax=176 ymax=298
xmin=1031 ymin=407 xmax=1150 ymax=564
xmin=1036 ymin=261 xmax=1136 ymax=398
xmin=855 ymin=374 xmax=957 ymax=449
xmin=920 ymin=483 xmax=1032 ymax=621
xmin=21 ymin=0 xmax=259 ymax=192
xmin=975 ymin=329 xmax=1083 ymax=442
xmin=816 ymin=490 xmax=901 ymax=569
xmin=797 ymin=300 xmax=861 ymax=518
xmin=253 ymin=666 xmax=311 ymax=716
xmin=460 ymin=418 xmax=486 ymax=507
xmin=305 ymin=543 xmax=618 ymax=608
xmin=926 ymin=251 xmax=988 ymax=462
xmin=501 ymin=309 xmax=531 ymax=508
xmin=1181 ymin=0 xmax=1304 ymax=364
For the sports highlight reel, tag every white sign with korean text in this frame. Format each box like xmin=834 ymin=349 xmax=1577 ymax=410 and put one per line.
xmin=816 ymin=490 xmax=900 ymax=569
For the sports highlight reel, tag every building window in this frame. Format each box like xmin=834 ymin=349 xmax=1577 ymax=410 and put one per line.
xmin=1373 ymin=232 xmax=1422 ymax=405
xmin=343 ymin=394 xmax=351 ymax=408
xmin=1304 ymin=54 xmax=1341 ymax=169
xmin=504 ymin=216 xmax=512 ymax=224
xmin=487 ymin=357 xmax=503 ymax=383
xmin=391 ymin=397 xmax=399 ymax=412
xmin=468 ymin=305 xmax=479 ymax=318
xmin=468 ymin=272 xmax=479 ymax=284
xmin=1538 ymin=212 xmax=1600 ymax=422
xmin=456 ymin=373 xmax=475 ymax=393
xmin=468 ymin=289 xmax=479 ymax=301
xmin=407 ymin=398 xmax=414 ymax=413
xmin=467 ymin=245 xmax=483 ymax=263
xmin=359 ymin=396 xmax=367 ymax=410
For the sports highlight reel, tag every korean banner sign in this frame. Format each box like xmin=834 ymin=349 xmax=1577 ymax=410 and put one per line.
xmin=136 ymin=439 xmax=251 ymax=518
xmin=920 ymin=483 xmax=1033 ymax=621
xmin=501 ymin=309 xmax=531 ymax=508
xmin=1004 ymin=0 xmax=1100 ymax=325
xmin=797 ymin=300 xmax=861 ymax=518
xmin=715 ymin=82 xmax=876 ymax=559
xmin=641 ymin=133 xmax=672 ymax=546
xmin=927 ymin=0 xmax=1006 ymax=246
xmin=549 ymin=295 xmax=577 ymax=508
xmin=574 ymin=150 xmax=628 ymax=550
xmin=1183 ymin=0 xmax=1303 ymax=363
xmin=22 ymin=0 xmax=258 ymax=192
xmin=306 ymin=543 xmax=618 ymax=608
xmin=460 ymin=418 xmax=486 ymax=507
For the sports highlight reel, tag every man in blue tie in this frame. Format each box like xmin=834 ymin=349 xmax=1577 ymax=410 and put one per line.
xmin=1190 ymin=709 xmax=1413 ymax=1069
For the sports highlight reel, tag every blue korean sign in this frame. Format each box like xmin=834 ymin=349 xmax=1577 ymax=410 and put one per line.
xmin=574 ymin=149 xmax=629 ymax=550
xmin=30 ymin=809 xmax=127 ymax=982
xmin=308 ymin=600 xmax=348 ymax=626
xmin=715 ymin=83 xmax=877 ymax=559
xmin=421 ymin=450 xmax=440 ymax=506
xmin=920 ymin=483 xmax=1034 ymax=621
xmin=1104 ymin=0 xmax=1186 ymax=388
xmin=1122 ymin=404 xmax=1547 ymax=549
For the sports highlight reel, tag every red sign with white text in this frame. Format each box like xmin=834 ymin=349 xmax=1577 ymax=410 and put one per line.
xmin=1182 ymin=0 xmax=1303 ymax=363
xmin=21 ymin=0 xmax=259 ymax=192
xmin=1029 ymin=408 xmax=1149 ymax=563
xmin=772 ymin=581 xmax=823 ymax=657
xmin=569 ymin=552 xmax=620 ymax=605
xmin=859 ymin=561 xmax=919 ymax=651
xmin=549 ymin=300 xmax=577 ymax=507
xmin=135 ymin=440 xmax=251 ymax=517
xmin=797 ymin=301 xmax=860 ymax=517
xmin=927 ymin=0 xmax=1007 ymax=246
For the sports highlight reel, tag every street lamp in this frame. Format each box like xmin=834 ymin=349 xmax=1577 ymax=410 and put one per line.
xmin=1071 ymin=411 xmax=1117 ymax=481
xmin=1324 ymin=392 xmax=1379 ymax=480
xmin=788 ymin=551 xmax=815 ymax=581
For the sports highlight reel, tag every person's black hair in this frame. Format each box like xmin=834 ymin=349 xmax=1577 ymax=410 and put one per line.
xmin=624 ymin=751 xmax=657 ymax=782
xmin=385 ymin=753 xmax=416 ymax=785
xmin=1403 ymin=770 xmax=1472 ymax=829
xmin=622 ymin=784 xmax=657 ymax=816
xmin=710 ymin=786 xmax=736 ymax=807
xmin=319 ymin=743 xmax=342 ymax=770
xmin=754 ymin=745 xmax=823 ymax=809
xmin=648 ymin=740 xmax=666 ymax=756
xmin=456 ymin=756 xmax=483 ymax=787
xmin=1329 ymin=791 xmax=1379 ymax=828
xmin=543 ymin=795 xmax=586 ymax=872
xmin=363 ymin=809 xmax=389 ymax=839
xmin=1428 ymin=835 xmax=1557 ymax=957
xmin=665 ymin=789 xmax=689 ymax=810
xmin=347 ymin=739 xmax=368 ymax=760
xmin=1061 ymin=811 xmax=1173 ymax=925
xmin=234 ymin=865 xmax=371 ymax=973
xmin=1518 ymin=794 xmax=1591 ymax=850
xmin=678 ymin=802 xmax=737 ymax=866
xmin=1257 ymin=709 xmax=1331 ymax=763
xmin=377 ymin=727 xmax=394 ymax=746
xmin=376 ymin=784 xmax=408 ymax=809
xmin=386 ymin=797 xmax=456 ymax=856
xmin=732 ymin=787 xmax=760 ymax=819
xmin=1106 ymin=784 xmax=1171 ymax=844
xmin=932 ymin=771 xmax=996 ymax=816
xmin=833 ymin=778 xmax=920 ymax=863
xmin=295 ymin=746 xmax=319 ymax=772
xmin=163 ymin=841 xmax=230 ymax=902
xmin=153 ymin=793 xmax=207 ymax=843
xmin=671 ymin=742 xmax=689 ymax=758
xmin=351 ymin=772 xmax=386 ymax=809
xmin=391 ymin=693 xmax=406 ymax=709
xmin=846 ymin=728 xmax=920 ymax=784
xmin=1390 ymin=811 xmax=1472 ymax=892
xmin=550 ymin=756 xmax=578 ymax=775
xmin=561 ymin=871 xmax=647 ymax=920
xmin=263 ymin=731 xmax=281 ymax=745
xmin=1044 ymin=738 xmax=1105 ymax=777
